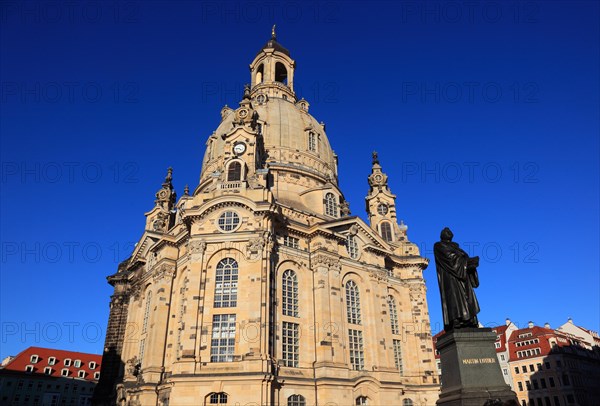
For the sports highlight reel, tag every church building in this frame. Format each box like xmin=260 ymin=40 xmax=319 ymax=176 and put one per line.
xmin=94 ymin=30 xmax=439 ymax=406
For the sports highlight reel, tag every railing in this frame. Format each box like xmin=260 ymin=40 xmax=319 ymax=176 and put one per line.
xmin=219 ymin=181 xmax=245 ymax=190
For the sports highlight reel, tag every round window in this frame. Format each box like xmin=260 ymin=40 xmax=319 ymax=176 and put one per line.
xmin=377 ymin=203 xmax=389 ymax=215
xmin=217 ymin=211 xmax=240 ymax=232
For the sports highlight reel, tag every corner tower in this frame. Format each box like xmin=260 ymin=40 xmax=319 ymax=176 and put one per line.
xmin=96 ymin=31 xmax=439 ymax=406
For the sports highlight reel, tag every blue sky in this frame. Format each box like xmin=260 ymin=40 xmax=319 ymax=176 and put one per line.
xmin=1 ymin=1 xmax=598 ymax=359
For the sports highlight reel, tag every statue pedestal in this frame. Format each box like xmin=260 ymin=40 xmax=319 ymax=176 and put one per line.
xmin=436 ymin=328 xmax=517 ymax=406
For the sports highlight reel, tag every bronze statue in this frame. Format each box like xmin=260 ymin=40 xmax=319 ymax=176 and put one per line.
xmin=434 ymin=227 xmax=480 ymax=331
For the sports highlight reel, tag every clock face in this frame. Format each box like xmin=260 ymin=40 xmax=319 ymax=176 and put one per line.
xmin=377 ymin=203 xmax=388 ymax=215
xmin=233 ymin=143 xmax=246 ymax=155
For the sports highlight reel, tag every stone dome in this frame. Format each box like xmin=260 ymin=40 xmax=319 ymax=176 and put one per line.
xmin=199 ymin=96 xmax=338 ymax=185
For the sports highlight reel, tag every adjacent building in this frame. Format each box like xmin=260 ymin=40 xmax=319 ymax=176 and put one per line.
xmin=0 ymin=346 xmax=101 ymax=406
xmin=434 ymin=319 xmax=600 ymax=406
xmin=94 ymin=31 xmax=440 ymax=406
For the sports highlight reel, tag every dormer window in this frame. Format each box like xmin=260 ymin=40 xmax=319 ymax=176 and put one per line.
xmin=94 ymin=372 xmax=100 ymax=380
xmin=30 ymin=354 xmax=39 ymax=364
xmin=78 ymin=370 xmax=86 ymax=378
xmin=308 ymin=132 xmax=317 ymax=152
xmin=48 ymin=357 xmax=56 ymax=366
xmin=324 ymin=193 xmax=338 ymax=217
xmin=227 ymin=161 xmax=242 ymax=182
xmin=61 ymin=368 xmax=69 ymax=377
xmin=64 ymin=359 xmax=71 ymax=367
xmin=89 ymin=361 xmax=97 ymax=370
xmin=74 ymin=359 xmax=81 ymax=368
xmin=25 ymin=365 xmax=34 ymax=373
xmin=44 ymin=367 xmax=52 ymax=375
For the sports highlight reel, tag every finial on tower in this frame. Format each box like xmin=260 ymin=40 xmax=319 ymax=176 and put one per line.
xmin=163 ymin=167 xmax=173 ymax=186
xmin=271 ymin=24 xmax=276 ymax=40
xmin=183 ymin=184 xmax=189 ymax=196
xmin=372 ymin=151 xmax=379 ymax=165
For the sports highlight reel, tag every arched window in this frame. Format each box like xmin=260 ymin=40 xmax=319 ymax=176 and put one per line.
xmin=380 ymin=221 xmax=393 ymax=242
xmin=142 ymin=290 xmax=152 ymax=333
xmin=402 ymin=399 xmax=413 ymax=406
xmin=356 ymin=396 xmax=368 ymax=405
xmin=209 ymin=392 xmax=228 ymax=404
xmin=346 ymin=235 xmax=359 ymax=259
xmin=214 ymin=258 xmax=238 ymax=308
xmin=256 ymin=64 xmax=264 ymax=84
xmin=282 ymin=270 xmax=298 ymax=317
xmin=345 ymin=280 xmax=361 ymax=325
xmin=275 ymin=62 xmax=288 ymax=84
xmin=308 ymin=132 xmax=317 ymax=152
xmin=325 ymin=193 xmax=338 ymax=217
xmin=227 ymin=161 xmax=242 ymax=181
xmin=288 ymin=395 xmax=306 ymax=406
xmin=387 ymin=295 xmax=399 ymax=334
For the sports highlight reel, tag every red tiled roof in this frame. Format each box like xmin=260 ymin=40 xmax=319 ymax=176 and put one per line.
xmin=507 ymin=326 xmax=572 ymax=361
xmin=1 ymin=346 xmax=101 ymax=382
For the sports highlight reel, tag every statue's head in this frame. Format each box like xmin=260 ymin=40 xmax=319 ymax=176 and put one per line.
xmin=441 ymin=227 xmax=453 ymax=242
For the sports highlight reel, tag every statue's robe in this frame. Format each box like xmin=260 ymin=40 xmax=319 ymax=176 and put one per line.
xmin=434 ymin=240 xmax=480 ymax=330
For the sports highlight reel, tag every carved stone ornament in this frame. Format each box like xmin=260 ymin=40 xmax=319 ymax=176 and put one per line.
xmin=153 ymin=264 xmax=176 ymax=283
xmin=125 ymin=356 xmax=140 ymax=376
xmin=313 ymin=254 xmax=341 ymax=275
xmin=187 ymin=239 xmax=206 ymax=256
xmin=246 ymin=236 xmax=266 ymax=261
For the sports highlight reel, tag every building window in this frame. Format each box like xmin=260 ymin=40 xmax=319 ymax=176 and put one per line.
xmin=89 ymin=361 xmax=96 ymax=369
xmin=61 ymin=369 xmax=69 ymax=377
xmin=324 ymin=193 xmax=338 ymax=217
xmin=377 ymin=203 xmax=388 ymax=215
xmin=30 ymin=354 xmax=39 ymax=363
xmin=287 ymin=394 xmax=305 ymax=406
xmin=48 ymin=357 xmax=56 ymax=366
xmin=94 ymin=372 xmax=100 ymax=380
xmin=214 ymin=258 xmax=238 ymax=308
xmin=282 ymin=270 xmax=299 ymax=317
xmin=553 ymin=396 xmax=560 ymax=406
xmin=403 ymin=400 xmax=414 ymax=406
xmin=282 ymin=321 xmax=299 ymax=367
xmin=74 ymin=359 xmax=81 ymax=368
xmin=532 ymin=379 xmax=539 ymax=389
xmin=44 ymin=367 xmax=52 ymax=375
xmin=545 ymin=361 xmax=551 ymax=369
xmin=393 ymin=339 xmax=403 ymax=373
xmin=64 ymin=359 xmax=71 ymax=367
xmin=503 ymin=368 xmax=508 ymax=375
xmin=283 ymin=236 xmax=299 ymax=249
xmin=227 ymin=161 xmax=242 ymax=181
xmin=541 ymin=378 xmax=547 ymax=389
xmin=500 ymin=354 xmax=505 ymax=361
xmin=562 ymin=374 xmax=570 ymax=386
xmin=78 ymin=370 xmax=86 ymax=379
xmin=380 ymin=221 xmax=393 ymax=242
xmin=211 ymin=314 xmax=236 ymax=362
xmin=345 ymin=280 xmax=361 ymax=325
xmin=529 ymin=364 xmax=534 ymax=372
xmin=217 ymin=211 xmax=241 ymax=232
xmin=526 ymin=381 xmax=531 ymax=390
xmin=308 ymin=132 xmax=317 ymax=152
xmin=24 ymin=364 xmax=34 ymax=373
xmin=518 ymin=382 xmax=523 ymax=391
xmin=495 ymin=342 xmax=501 ymax=348
xmin=521 ymin=365 xmax=527 ymax=373
xmin=209 ymin=392 xmax=228 ymax=404
xmin=515 ymin=366 xmax=519 ymax=374
xmin=139 ymin=338 xmax=146 ymax=366
xmin=356 ymin=397 xmax=368 ymax=405
xmin=549 ymin=377 xmax=555 ymax=387
xmin=387 ymin=295 xmax=399 ymax=334
xmin=346 ymin=235 xmax=359 ymax=259
xmin=348 ymin=329 xmax=364 ymax=370
xmin=142 ymin=290 xmax=152 ymax=334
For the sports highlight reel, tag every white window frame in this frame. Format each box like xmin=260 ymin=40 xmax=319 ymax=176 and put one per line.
xmin=48 ymin=357 xmax=56 ymax=366
xmin=348 ymin=329 xmax=365 ymax=371
xmin=89 ymin=361 xmax=96 ymax=369
xmin=44 ymin=366 xmax=52 ymax=375
xmin=78 ymin=370 xmax=86 ymax=378
xmin=63 ymin=358 xmax=71 ymax=367
xmin=30 ymin=354 xmax=39 ymax=363
xmin=61 ymin=368 xmax=69 ymax=377
xmin=345 ymin=280 xmax=361 ymax=325
xmin=217 ymin=211 xmax=241 ymax=232
xmin=282 ymin=270 xmax=299 ymax=317
xmin=74 ymin=359 xmax=81 ymax=368
xmin=324 ymin=193 xmax=338 ymax=217
xmin=94 ymin=371 xmax=100 ymax=380
xmin=25 ymin=365 xmax=34 ymax=373
xmin=387 ymin=295 xmax=399 ymax=335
